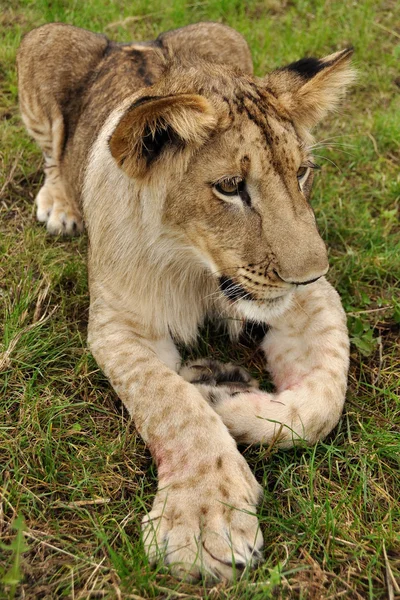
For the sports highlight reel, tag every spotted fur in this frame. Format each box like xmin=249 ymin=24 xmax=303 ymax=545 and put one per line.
xmin=17 ymin=22 xmax=354 ymax=581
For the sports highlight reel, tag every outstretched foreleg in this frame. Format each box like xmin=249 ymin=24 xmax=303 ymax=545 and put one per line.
xmin=88 ymin=290 xmax=263 ymax=581
xmin=184 ymin=278 xmax=349 ymax=447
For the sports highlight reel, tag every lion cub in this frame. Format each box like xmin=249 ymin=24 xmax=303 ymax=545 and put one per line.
xmin=18 ymin=22 xmax=353 ymax=581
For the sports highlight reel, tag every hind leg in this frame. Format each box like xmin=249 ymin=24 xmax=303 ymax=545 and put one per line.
xmin=17 ymin=24 xmax=108 ymax=236
xmin=19 ymin=101 xmax=83 ymax=236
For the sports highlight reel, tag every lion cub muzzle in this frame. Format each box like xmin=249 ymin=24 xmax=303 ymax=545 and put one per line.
xmin=218 ymin=252 xmax=329 ymax=305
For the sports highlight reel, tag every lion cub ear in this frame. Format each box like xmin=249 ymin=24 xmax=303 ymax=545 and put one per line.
xmin=109 ymin=94 xmax=216 ymax=177
xmin=268 ymin=48 xmax=355 ymax=130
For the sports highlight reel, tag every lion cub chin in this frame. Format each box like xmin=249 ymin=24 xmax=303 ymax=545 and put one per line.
xmin=18 ymin=21 xmax=353 ymax=580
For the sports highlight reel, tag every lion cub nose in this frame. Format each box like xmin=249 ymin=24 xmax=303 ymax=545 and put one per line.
xmin=274 ymin=263 xmax=329 ymax=286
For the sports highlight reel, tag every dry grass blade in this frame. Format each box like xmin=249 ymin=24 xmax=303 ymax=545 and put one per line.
xmin=22 ymin=530 xmax=108 ymax=570
xmin=383 ymin=541 xmax=400 ymax=597
xmin=0 ymin=151 xmax=23 ymax=198
xmin=105 ymin=13 xmax=162 ymax=30
xmin=0 ymin=305 xmax=58 ymax=372
xmin=372 ymin=21 xmax=400 ymax=39
xmin=53 ymin=498 xmax=111 ymax=508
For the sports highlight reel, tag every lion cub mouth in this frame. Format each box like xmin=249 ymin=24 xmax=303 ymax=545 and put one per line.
xmin=218 ymin=275 xmax=289 ymax=303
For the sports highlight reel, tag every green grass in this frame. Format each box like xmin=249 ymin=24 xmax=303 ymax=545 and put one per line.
xmin=1 ymin=0 xmax=399 ymax=598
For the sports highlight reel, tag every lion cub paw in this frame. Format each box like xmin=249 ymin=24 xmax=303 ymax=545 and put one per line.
xmin=142 ymin=452 xmax=263 ymax=581
xmin=180 ymin=359 xmax=259 ymax=406
xmin=36 ymin=182 xmax=84 ymax=236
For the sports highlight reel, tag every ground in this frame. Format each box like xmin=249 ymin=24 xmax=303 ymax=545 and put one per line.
xmin=0 ymin=0 xmax=399 ymax=598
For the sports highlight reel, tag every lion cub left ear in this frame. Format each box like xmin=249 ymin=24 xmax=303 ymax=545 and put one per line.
xmin=109 ymin=94 xmax=216 ymax=178
xmin=268 ymin=48 xmax=355 ymax=130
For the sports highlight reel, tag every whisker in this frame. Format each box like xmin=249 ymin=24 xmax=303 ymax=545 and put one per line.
xmin=227 ymin=289 xmax=258 ymax=310
xmin=311 ymin=153 xmax=342 ymax=172
xmin=203 ymin=280 xmax=246 ymax=302
xmin=205 ymin=266 xmax=241 ymax=280
xmin=325 ymin=148 xmax=355 ymax=158
xmin=203 ymin=290 xmax=223 ymax=301
xmin=311 ymin=140 xmax=355 ymax=147
xmin=309 ymin=134 xmax=358 ymax=145
xmin=310 ymin=144 xmax=356 ymax=153
xmin=311 ymin=147 xmax=356 ymax=160
xmin=309 ymin=143 xmax=354 ymax=151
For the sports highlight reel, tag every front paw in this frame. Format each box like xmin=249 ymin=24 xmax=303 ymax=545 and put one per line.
xmin=142 ymin=452 xmax=263 ymax=581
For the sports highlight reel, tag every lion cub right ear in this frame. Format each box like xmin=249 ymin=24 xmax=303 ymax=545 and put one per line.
xmin=109 ymin=94 xmax=216 ymax=178
xmin=267 ymin=48 xmax=355 ymax=132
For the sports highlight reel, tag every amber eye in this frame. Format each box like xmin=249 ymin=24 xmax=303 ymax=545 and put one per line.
xmin=214 ymin=177 xmax=244 ymax=197
xmin=297 ymin=166 xmax=310 ymax=183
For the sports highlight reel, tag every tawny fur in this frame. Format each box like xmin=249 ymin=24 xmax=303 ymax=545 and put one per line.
xmin=17 ymin=22 xmax=354 ymax=581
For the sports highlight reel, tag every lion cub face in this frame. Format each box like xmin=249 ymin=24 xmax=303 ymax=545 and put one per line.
xmin=110 ymin=50 xmax=354 ymax=319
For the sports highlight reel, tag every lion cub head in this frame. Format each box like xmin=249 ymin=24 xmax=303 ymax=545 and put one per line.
xmin=109 ymin=49 xmax=354 ymax=321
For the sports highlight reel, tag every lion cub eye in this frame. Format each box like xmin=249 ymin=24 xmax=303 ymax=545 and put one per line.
xmin=214 ymin=176 xmax=244 ymax=197
xmin=297 ymin=161 xmax=320 ymax=191
xmin=297 ymin=166 xmax=310 ymax=184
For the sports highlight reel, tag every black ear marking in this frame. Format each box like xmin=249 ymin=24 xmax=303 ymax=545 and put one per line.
xmin=109 ymin=92 xmax=216 ymax=177
xmin=140 ymin=124 xmax=179 ymax=165
xmin=284 ymin=57 xmax=326 ymax=79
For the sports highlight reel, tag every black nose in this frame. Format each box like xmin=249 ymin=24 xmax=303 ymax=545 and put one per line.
xmin=219 ymin=276 xmax=254 ymax=301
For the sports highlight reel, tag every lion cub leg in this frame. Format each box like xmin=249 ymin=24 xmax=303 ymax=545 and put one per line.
xmin=17 ymin=25 xmax=93 ymax=235
xmin=88 ymin=293 xmax=263 ymax=581
xmin=19 ymin=102 xmax=83 ymax=236
xmin=185 ymin=279 xmax=349 ymax=447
